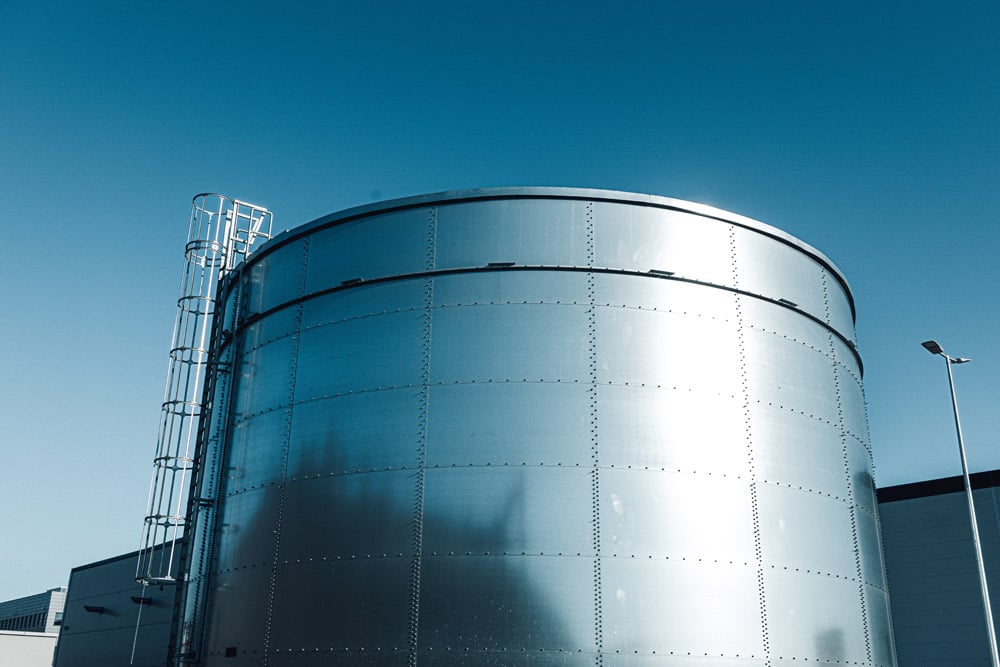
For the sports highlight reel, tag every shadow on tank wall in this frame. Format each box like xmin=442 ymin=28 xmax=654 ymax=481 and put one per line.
xmin=204 ymin=427 xmax=582 ymax=664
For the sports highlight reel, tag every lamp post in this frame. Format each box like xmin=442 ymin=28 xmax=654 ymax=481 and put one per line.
xmin=921 ymin=339 xmax=999 ymax=667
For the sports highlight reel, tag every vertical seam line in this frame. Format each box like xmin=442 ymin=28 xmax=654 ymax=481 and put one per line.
xmin=586 ymin=202 xmax=603 ymax=666
xmin=261 ymin=236 xmax=309 ymax=663
xmin=733 ymin=228 xmax=771 ymax=665
xmin=408 ymin=205 xmax=437 ymax=665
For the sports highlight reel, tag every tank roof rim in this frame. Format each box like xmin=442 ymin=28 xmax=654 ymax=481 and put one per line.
xmin=257 ymin=186 xmax=854 ymax=308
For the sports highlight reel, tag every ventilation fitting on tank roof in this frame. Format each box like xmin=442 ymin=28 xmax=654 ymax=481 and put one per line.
xmin=136 ymin=194 xmax=272 ymax=586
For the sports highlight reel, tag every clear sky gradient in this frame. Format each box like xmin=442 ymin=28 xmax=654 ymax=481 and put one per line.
xmin=1 ymin=1 xmax=997 ymax=601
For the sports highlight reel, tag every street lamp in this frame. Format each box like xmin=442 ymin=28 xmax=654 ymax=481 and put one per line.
xmin=922 ymin=339 xmax=999 ymax=666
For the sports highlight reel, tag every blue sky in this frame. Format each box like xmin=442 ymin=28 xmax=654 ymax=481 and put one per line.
xmin=1 ymin=1 xmax=997 ymax=601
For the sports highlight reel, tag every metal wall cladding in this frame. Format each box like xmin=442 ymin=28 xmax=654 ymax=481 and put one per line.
xmin=194 ymin=189 xmax=895 ymax=666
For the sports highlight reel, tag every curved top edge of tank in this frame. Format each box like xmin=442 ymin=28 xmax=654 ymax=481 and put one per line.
xmin=256 ymin=186 xmax=855 ymax=315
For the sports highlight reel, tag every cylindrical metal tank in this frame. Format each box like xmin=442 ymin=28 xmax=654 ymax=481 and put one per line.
xmin=184 ymin=187 xmax=896 ymax=666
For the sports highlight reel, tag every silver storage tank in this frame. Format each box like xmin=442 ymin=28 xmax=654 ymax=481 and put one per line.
xmin=183 ymin=187 xmax=896 ymax=666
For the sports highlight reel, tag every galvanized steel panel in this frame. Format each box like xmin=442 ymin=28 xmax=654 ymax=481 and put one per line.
xmin=756 ymin=483 xmax=857 ymax=578
xmin=288 ymin=392 xmax=422 ymax=473
xmin=214 ymin=485 xmax=281 ymax=570
xmin=422 ymin=466 xmax=593 ymax=557
xmin=268 ymin=650 xmax=410 ymax=666
xmin=764 ymin=567 xmax=868 ymax=663
xmin=429 ymin=303 xmax=590 ymax=382
xmin=848 ymin=435 xmax=878 ymax=513
xmin=411 ymin=654 xmax=591 ymax=667
xmin=856 ymin=508 xmax=888 ymax=588
xmin=423 ymin=465 xmax=594 ymax=556
xmin=751 ymin=405 xmax=846 ymax=498
xmin=603 ymin=658 xmax=767 ymax=667
xmin=426 ymin=383 xmax=591 ymax=467
xmin=300 ymin=280 xmax=427 ymax=330
xmin=738 ymin=297 xmax=837 ymax=359
xmin=591 ymin=201 xmax=735 ymax=285
xmin=277 ymin=472 xmax=415 ymax=560
xmin=232 ymin=335 xmax=295 ymax=416
xmin=593 ymin=271 xmax=738 ymax=320
xmin=596 ymin=386 xmax=748 ymax=476
xmin=268 ymin=559 xmax=412 ymax=651
xmin=865 ymin=584 xmax=897 ymax=666
xmin=838 ymin=363 xmax=869 ymax=442
xmin=419 ymin=554 xmax=595 ymax=651
xmin=226 ymin=411 xmax=289 ymax=491
xmin=433 ymin=270 xmax=591 ymax=309
xmin=435 ymin=198 xmax=591 ymax=268
xmin=239 ymin=306 xmax=299 ymax=349
xmin=742 ymin=326 xmax=839 ymax=423
xmin=204 ymin=566 xmax=272 ymax=659
xmin=600 ymin=558 xmax=763 ymax=656
xmin=595 ymin=305 xmax=742 ymax=393
xmin=732 ymin=225 xmax=827 ymax=328
xmin=242 ymin=238 xmax=306 ymax=317
xmin=293 ymin=310 xmax=425 ymax=400
xmin=304 ymin=210 xmax=430 ymax=294
xmin=599 ymin=470 xmax=755 ymax=561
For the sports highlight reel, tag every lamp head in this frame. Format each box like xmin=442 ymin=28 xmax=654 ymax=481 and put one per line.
xmin=922 ymin=340 xmax=944 ymax=355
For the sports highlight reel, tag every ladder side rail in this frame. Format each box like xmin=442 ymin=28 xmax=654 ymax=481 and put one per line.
xmin=169 ymin=267 xmax=246 ymax=665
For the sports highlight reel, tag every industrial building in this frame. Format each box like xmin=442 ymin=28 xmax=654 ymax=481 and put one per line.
xmin=0 ymin=586 xmax=65 ymax=633
xmin=0 ymin=587 xmax=65 ymax=667
xmin=880 ymin=471 xmax=1000 ymax=665
xmin=122 ymin=188 xmax=894 ymax=666
xmin=51 ymin=545 xmax=178 ymax=667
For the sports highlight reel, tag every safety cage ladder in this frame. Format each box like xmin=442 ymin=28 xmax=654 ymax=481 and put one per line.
xmin=136 ymin=194 xmax=272 ymax=587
